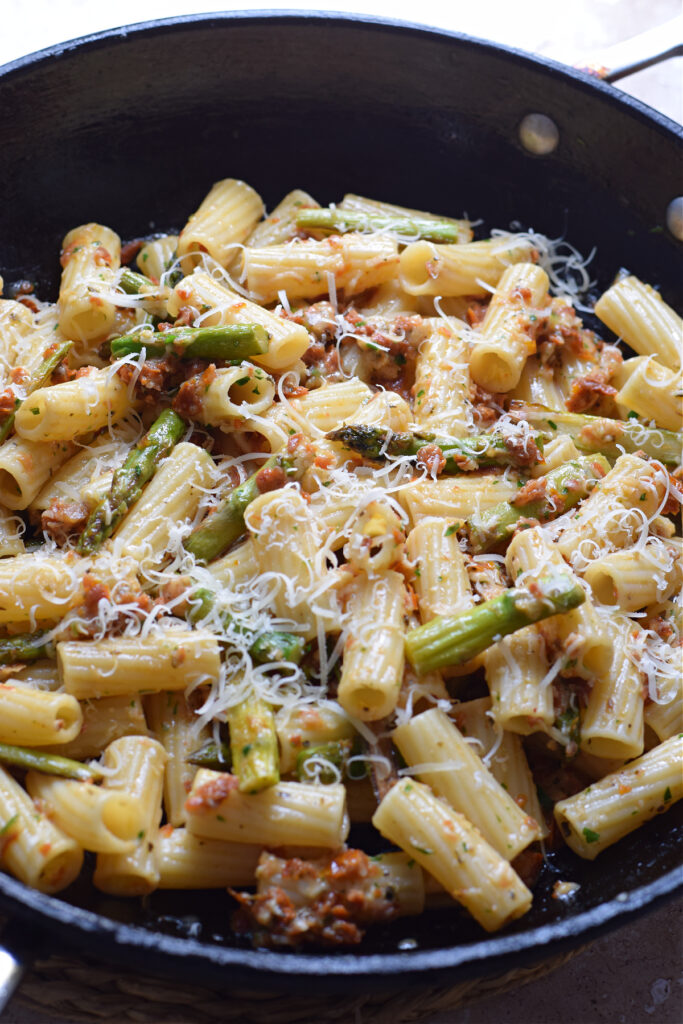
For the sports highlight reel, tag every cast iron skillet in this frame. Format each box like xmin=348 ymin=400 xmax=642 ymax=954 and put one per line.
xmin=0 ymin=10 xmax=681 ymax=998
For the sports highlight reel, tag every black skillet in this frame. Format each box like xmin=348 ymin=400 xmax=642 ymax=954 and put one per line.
xmin=0 ymin=9 xmax=681 ymax=1004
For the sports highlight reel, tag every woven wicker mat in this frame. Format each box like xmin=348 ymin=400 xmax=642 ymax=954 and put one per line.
xmin=15 ymin=946 xmax=585 ymax=1024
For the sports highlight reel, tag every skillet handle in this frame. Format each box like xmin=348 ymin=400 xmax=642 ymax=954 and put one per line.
xmin=576 ymin=15 xmax=683 ymax=82
xmin=0 ymin=921 xmax=30 ymax=1013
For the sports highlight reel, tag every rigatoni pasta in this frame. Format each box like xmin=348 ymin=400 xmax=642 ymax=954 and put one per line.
xmin=0 ymin=179 xmax=679 ymax=952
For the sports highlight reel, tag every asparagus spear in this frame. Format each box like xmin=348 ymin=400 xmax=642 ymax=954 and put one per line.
xmin=78 ymin=408 xmax=186 ymax=554
xmin=110 ymin=324 xmax=270 ymax=361
xmin=119 ymin=267 xmax=158 ymax=295
xmin=511 ymin=404 xmax=682 ymax=465
xmin=187 ymin=737 xmax=232 ymax=771
xmin=0 ymin=630 xmax=54 ymax=665
xmin=465 ymin=454 xmax=611 ymax=552
xmin=295 ymin=740 xmax=352 ymax=784
xmin=296 ymin=208 xmax=469 ymax=244
xmin=228 ymin=696 xmax=280 ymax=794
xmin=326 ymin=425 xmax=544 ymax=471
xmin=0 ymin=340 xmax=73 ymax=444
xmin=0 ymin=742 xmax=101 ymax=781
xmin=185 ymin=451 xmax=309 ymax=563
xmin=405 ymin=570 xmax=585 ymax=674
xmin=187 ymin=587 xmax=305 ymax=665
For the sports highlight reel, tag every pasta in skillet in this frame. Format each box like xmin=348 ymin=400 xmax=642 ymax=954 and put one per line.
xmin=0 ymin=178 xmax=680 ymax=945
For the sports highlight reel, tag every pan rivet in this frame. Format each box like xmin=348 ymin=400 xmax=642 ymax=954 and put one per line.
xmin=519 ymin=113 xmax=559 ymax=155
xmin=665 ymin=197 xmax=683 ymax=240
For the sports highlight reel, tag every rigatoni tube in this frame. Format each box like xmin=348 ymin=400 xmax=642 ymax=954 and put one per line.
xmin=580 ymin=616 xmax=645 ymax=761
xmin=594 ymin=275 xmax=682 ymax=372
xmin=58 ymin=223 xmax=121 ymax=345
xmin=338 ymin=570 xmax=406 ymax=721
xmin=469 ymin=263 xmax=549 ymax=393
xmin=58 ymin=630 xmax=220 ymax=700
xmin=243 ymin=233 xmax=399 ymax=304
xmin=39 ymin=695 xmax=147 ymax=761
xmin=0 ymin=763 xmax=83 ymax=893
xmin=0 ymin=553 xmax=84 ymax=625
xmin=93 ymin=736 xmax=167 ymax=895
xmin=392 ymin=708 xmax=541 ymax=859
xmin=145 ymin=692 xmax=206 ymax=827
xmin=156 ymin=828 xmax=261 ymax=888
xmin=372 ymin=779 xmax=532 ymax=932
xmin=406 ymin=518 xmax=473 ymax=622
xmin=399 ymin=236 xmax=535 ymax=297
xmin=185 ymin=771 xmax=349 ymax=848
xmin=0 ymin=686 xmax=82 ymax=746
xmin=15 ymin=368 xmax=129 ymax=443
xmin=0 ymin=437 xmax=76 ymax=511
xmin=615 ymin=356 xmax=682 ymax=432
xmin=177 ymin=178 xmax=264 ymax=272
xmin=25 ymin=772 xmax=145 ymax=854
xmin=413 ymin=318 xmax=472 ymax=438
xmin=110 ymin=441 xmax=215 ymax=567
xmin=554 ymin=735 xmax=683 ymax=859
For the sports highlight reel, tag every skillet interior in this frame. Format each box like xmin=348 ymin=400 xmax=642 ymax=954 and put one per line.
xmin=0 ymin=12 xmax=681 ymax=991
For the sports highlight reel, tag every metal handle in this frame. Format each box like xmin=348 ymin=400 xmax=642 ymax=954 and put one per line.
xmin=0 ymin=920 xmax=34 ymax=1014
xmin=0 ymin=946 xmax=25 ymax=1013
xmin=576 ymin=15 xmax=683 ymax=82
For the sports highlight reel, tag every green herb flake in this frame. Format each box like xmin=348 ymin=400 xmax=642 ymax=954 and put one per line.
xmin=664 ymin=786 xmax=672 ymax=802
xmin=444 ymin=524 xmax=457 ymax=537
xmin=0 ymin=814 xmax=19 ymax=836
xmin=547 ymin=420 xmax=557 ymax=430
xmin=582 ymin=827 xmax=600 ymax=844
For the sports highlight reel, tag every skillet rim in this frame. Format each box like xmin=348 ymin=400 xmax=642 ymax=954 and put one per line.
xmin=0 ymin=8 xmax=681 ymax=141
xmin=0 ymin=8 xmax=681 ymax=987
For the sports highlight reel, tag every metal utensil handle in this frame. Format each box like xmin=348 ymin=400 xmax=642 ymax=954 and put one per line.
xmin=0 ymin=945 xmax=25 ymax=1012
xmin=577 ymin=14 xmax=683 ymax=82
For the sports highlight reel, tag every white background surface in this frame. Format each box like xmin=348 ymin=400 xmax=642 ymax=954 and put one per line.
xmin=1 ymin=2 xmax=682 ymax=1022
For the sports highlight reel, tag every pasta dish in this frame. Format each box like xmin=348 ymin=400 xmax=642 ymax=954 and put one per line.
xmin=0 ymin=180 xmax=680 ymax=947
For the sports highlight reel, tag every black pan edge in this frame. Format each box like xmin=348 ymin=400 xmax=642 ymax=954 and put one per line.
xmin=0 ymin=9 xmax=681 ymax=141
xmin=0 ymin=8 xmax=682 ymax=993
xmin=1 ymin=843 xmax=681 ymax=990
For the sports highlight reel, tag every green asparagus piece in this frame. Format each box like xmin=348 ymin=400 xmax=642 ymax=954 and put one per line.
xmin=185 ymin=452 xmax=304 ymax=563
xmin=405 ymin=570 xmax=585 ymax=674
xmin=327 ymin=425 xmax=544 ymax=471
xmin=119 ymin=267 xmax=157 ymax=295
xmin=110 ymin=324 xmax=270 ymax=361
xmin=187 ymin=587 xmax=305 ymax=664
xmin=0 ymin=340 xmax=73 ymax=444
xmin=187 ymin=737 xmax=232 ymax=771
xmin=295 ymin=740 xmax=352 ymax=784
xmin=0 ymin=742 xmax=101 ymax=781
xmin=511 ymin=404 xmax=683 ymax=465
xmin=296 ymin=207 xmax=469 ymax=244
xmin=0 ymin=630 xmax=54 ymax=665
xmin=228 ymin=696 xmax=280 ymax=794
xmin=78 ymin=408 xmax=186 ymax=554
xmin=465 ymin=454 xmax=611 ymax=552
